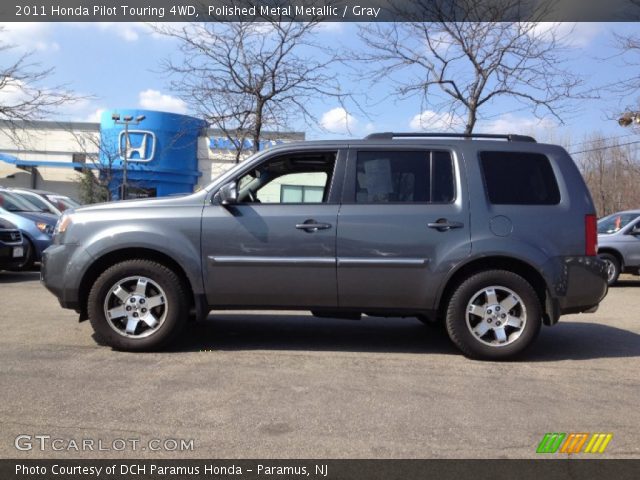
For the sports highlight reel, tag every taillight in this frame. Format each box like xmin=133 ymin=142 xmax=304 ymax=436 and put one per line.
xmin=585 ymin=214 xmax=597 ymax=256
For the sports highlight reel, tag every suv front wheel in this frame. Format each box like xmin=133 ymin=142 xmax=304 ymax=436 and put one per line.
xmin=445 ymin=270 xmax=542 ymax=360
xmin=88 ymin=259 xmax=188 ymax=351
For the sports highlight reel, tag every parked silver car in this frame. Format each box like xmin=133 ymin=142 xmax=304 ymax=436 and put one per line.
xmin=8 ymin=188 xmax=81 ymax=217
xmin=42 ymin=133 xmax=608 ymax=359
xmin=597 ymin=210 xmax=640 ymax=285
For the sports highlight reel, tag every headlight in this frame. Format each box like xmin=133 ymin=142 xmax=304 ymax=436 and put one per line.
xmin=54 ymin=213 xmax=73 ymax=236
xmin=36 ymin=222 xmax=55 ymax=236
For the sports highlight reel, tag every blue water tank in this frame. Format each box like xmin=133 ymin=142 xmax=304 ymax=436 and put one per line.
xmin=99 ymin=109 xmax=207 ymax=199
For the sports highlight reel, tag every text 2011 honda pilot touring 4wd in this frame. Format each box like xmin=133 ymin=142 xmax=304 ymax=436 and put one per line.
xmin=42 ymin=133 xmax=608 ymax=360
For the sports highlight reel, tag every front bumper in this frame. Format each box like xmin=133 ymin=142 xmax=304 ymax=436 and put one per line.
xmin=0 ymin=246 xmax=26 ymax=269
xmin=31 ymin=236 xmax=53 ymax=261
xmin=41 ymin=243 xmax=93 ymax=311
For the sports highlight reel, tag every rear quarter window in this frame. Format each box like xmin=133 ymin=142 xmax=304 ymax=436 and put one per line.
xmin=480 ymin=151 xmax=560 ymax=205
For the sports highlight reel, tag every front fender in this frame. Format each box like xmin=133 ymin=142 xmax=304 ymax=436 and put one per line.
xmin=81 ymin=225 xmax=204 ymax=295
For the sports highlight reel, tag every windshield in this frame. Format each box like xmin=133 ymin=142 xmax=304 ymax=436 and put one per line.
xmin=0 ymin=191 xmax=45 ymax=212
xmin=15 ymin=193 xmax=52 ymax=212
xmin=597 ymin=213 xmax=640 ymax=234
xmin=45 ymin=194 xmax=81 ymax=212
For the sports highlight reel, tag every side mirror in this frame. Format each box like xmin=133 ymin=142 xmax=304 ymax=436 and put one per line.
xmin=217 ymin=182 xmax=238 ymax=206
xmin=630 ymin=225 xmax=640 ymax=235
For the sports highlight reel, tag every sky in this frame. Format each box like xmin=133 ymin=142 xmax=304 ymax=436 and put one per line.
xmin=1 ymin=21 xmax=639 ymax=150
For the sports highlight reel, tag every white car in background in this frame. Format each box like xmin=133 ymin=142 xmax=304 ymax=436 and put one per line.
xmin=8 ymin=188 xmax=81 ymax=216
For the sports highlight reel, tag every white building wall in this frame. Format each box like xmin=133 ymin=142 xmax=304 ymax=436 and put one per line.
xmin=0 ymin=121 xmax=100 ymax=198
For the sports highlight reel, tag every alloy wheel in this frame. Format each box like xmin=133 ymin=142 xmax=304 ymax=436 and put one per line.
xmin=103 ymin=276 xmax=168 ymax=338
xmin=465 ymin=285 xmax=527 ymax=347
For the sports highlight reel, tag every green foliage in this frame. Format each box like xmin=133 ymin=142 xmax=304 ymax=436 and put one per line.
xmin=76 ymin=168 xmax=109 ymax=204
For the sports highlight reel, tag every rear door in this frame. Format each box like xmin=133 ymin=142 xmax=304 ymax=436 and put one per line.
xmin=336 ymin=147 xmax=470 ymax=311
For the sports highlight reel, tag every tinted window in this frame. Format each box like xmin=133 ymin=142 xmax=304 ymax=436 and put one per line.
xmin=356 ymin=151 xmax=454 ymax=203
xmin=480 ymin=151 xmax=560 ymax=205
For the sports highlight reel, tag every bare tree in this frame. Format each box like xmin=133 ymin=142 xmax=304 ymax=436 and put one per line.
xmin=69 ymin=130 xmax=124 ymax=204
xmin=355 ymin=0 xmax=583 ymax=134
xmin=576 ymin=134 xmax=640 ymax=216
xmin=0 ymin=27 xmax=79 ymax=135
xmin=153 ymin=19 xmax=348 ymax=162
xmin=613 ymin=32 xmax=640 ymax=129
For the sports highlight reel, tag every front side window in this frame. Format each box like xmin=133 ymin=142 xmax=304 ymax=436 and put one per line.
xmin=480 ymin=151 xmax=560 ymax=205
xmin=355 ymin=150 xmax=454 ymax=203
xmin=237 ymin=151 xmax=336 ymax=204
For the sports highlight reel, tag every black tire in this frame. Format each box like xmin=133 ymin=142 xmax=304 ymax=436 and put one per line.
xmin=599 ymin=253 xmax=620 ymax=286
xmin=445 ymin=270 xmax=542 ymax=360
xmin=88 ymin=259 xmax=188 ymax=351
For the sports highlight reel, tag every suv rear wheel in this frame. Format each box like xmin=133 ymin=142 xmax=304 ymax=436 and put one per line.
xmin=445 ymin=270 xmax=542 ymax=360
xmin=88 ymin=259 xmax=188 ymax=351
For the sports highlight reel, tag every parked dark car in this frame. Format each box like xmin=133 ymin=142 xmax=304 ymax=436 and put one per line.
xmin=597 ymin=210 xmax=640 ymax=285
xmin=42 ymin=133 xmax=608 ymax=359
xmin=0 ymin=218 xmax=26 ymax=270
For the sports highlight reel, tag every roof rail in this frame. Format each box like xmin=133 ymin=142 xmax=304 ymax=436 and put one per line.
xmin=364 ymin=132 xmax=537 ymax=143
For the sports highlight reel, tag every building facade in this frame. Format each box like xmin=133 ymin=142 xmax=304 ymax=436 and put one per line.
xmin=0 ymin=110 xmax=304 ymax=200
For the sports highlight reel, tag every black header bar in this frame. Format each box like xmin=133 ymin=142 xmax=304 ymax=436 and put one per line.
xmin=4 ymin=0 xmax=640 ymax=22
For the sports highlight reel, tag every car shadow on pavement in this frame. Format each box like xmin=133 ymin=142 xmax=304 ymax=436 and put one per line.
xmin=167 ymin=314 xmax=640 ymax=361
xmin=168 ymin=313 xmax=458 ymax=355
xmin=529 ymin=322 xmax=640 ymax=361
xmin=0 ymin=270 xmax=40 ymax=283
xmin=614 ymin=279 xmax=640 ymax=287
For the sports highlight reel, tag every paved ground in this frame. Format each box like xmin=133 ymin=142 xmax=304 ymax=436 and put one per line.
xmin=0 ymin=271 xmax=638 ymax=459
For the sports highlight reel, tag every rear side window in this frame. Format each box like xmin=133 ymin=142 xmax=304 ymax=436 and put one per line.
xmin=356 ymin=150 xmax=454 ymax=203
xmin=480 ymin=151 xmax=560 ymax=205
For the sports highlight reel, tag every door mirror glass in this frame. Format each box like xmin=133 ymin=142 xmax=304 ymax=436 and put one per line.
xmin=217 ymin=182 xmax=238 ymax=205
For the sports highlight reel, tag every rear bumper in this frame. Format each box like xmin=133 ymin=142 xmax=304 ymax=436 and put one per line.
xmin=553 ymin=256 xmax=608 ymax=315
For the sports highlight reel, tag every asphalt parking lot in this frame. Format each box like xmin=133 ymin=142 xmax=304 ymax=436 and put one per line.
xmin=0 ymin=270 xmax=639 ymax=459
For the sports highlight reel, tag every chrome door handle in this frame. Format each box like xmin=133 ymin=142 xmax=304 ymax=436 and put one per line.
xmin=296 ymin=221 xmax=332 ymax=232
xmin=428 ymin=219 xmax=464 ymax=232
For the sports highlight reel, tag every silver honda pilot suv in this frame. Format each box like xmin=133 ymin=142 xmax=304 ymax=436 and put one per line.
xmin=42 ymin=133 xmax=608 ymax=360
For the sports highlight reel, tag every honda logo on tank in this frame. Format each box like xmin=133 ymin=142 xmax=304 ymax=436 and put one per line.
xmin=118 ymin=130 xmax=156 ymax=162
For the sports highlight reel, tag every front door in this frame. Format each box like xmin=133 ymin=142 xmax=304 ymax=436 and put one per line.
xmin=202 ymin=149 xmax=343 ymax=308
